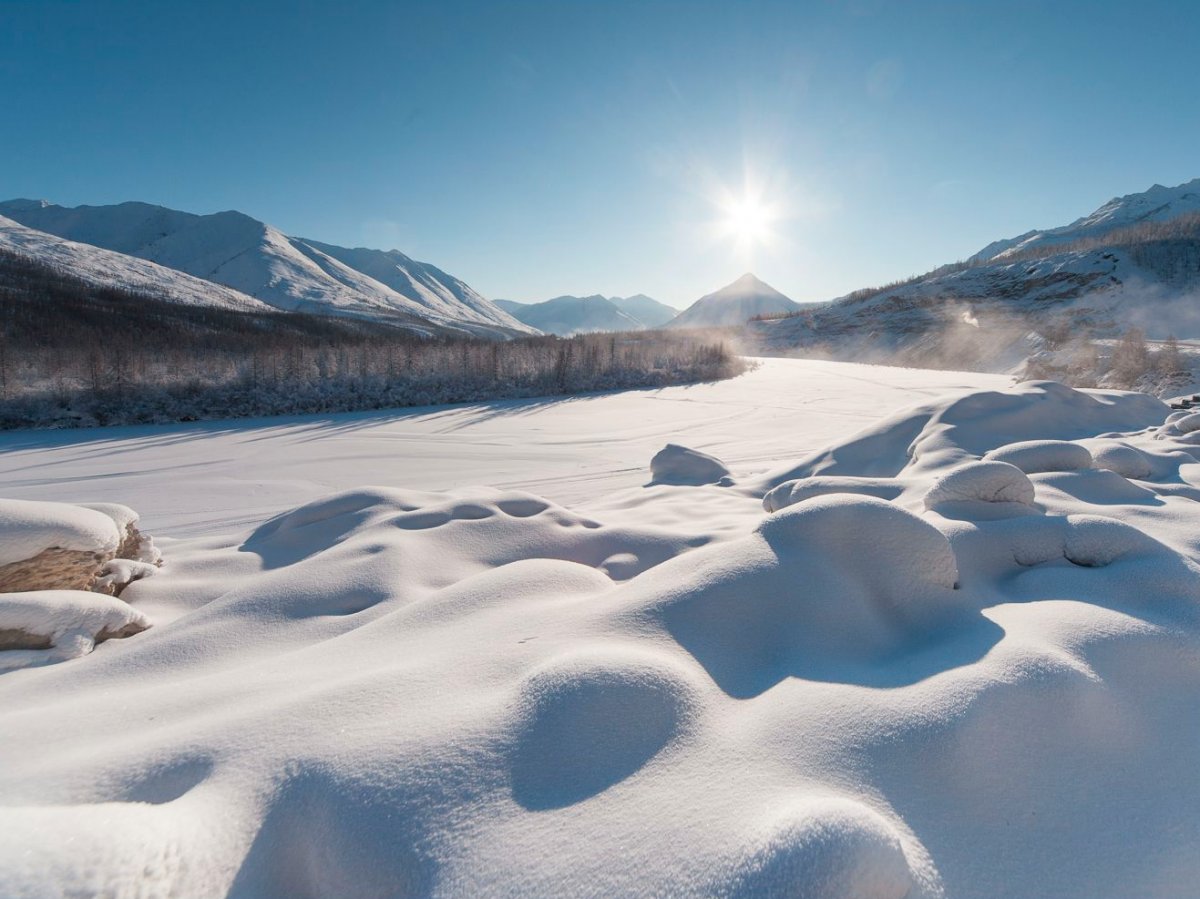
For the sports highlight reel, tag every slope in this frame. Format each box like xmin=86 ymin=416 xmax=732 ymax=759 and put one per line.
xmin=0 ymin=199 xmax=533 ymax=337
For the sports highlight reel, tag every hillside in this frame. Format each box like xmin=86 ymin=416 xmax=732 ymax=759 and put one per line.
xmin=749 ymin=179 xmax=1200 ymax=383
xmin=0 ymin=214 xmax=273 ymax=313
xmin=0 ymin=199 xmax=533 ymax=338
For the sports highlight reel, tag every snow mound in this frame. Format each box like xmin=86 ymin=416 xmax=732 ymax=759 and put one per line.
xmin=762 ymin=476 xmax=902 ymax=512
xmin=723 ymin=798 xmax=915 ymax=899
xmin=0 ymin=499 xmax=121 ymax=568
xmin=1062 ymin=515 xmax=1163 ymax=568
xmin=761 ymin=380 xmax=1166 ymax=487
xmin=0 ymin=590 xmax=149 ymax=670
xmin=923 ymin=461 xmax=1036 ymax=510
xmin=649 ymin=443 xmax=732 ymax=485
xmin=1088 ymin=442 xmax=1153 ymax=480
xmin=641 ymin=495 xmax=961 ymax=696
xmin=1173 ymin=411 xmax=1200 ymax=433
xmin=983 ymin=439 xmax=1093 ymax=473
xmin=510 ymin=649 xmax=698 ymax=810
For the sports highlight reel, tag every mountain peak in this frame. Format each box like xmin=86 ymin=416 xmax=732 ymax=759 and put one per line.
xmin=668 ymin=273 xmax=799 ymax=328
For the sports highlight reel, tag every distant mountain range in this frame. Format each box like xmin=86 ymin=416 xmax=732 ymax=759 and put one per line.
xmin=749 ymin=177 xmax=1200 ymax=369
xmin=496 ymin=294 xmax=679 ymax=335
xmin=0 ymin=199 xmax=533 ymax=338
xmin=668 ymin=273 xmax=804 ymax=328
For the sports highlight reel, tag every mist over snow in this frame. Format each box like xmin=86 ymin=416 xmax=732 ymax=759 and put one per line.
xmin=748 ymin=177 xmax=1200 ymax=395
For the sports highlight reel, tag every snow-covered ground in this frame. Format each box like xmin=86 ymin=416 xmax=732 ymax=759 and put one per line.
xmin=0 ymin=358 xmax=1009 ymax=537
xmin=4 ymin=358 xmax=1200 ymax=898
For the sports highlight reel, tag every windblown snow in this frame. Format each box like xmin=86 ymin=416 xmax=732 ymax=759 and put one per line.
xmin=1 ymin=359 xmax=1199 ymax=897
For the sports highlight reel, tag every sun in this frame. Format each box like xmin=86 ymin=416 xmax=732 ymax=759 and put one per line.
xmin=723 ymin=197 xmax=772 ymax=243
xmin=716 ymin=189 xmax=781 ymax=254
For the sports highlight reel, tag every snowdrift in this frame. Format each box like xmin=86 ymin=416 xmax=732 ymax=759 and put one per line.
xmin=2 ymin=378 xmax=1200 ymax=897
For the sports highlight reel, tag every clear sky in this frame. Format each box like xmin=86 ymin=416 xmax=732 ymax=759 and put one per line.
xmin=4 ymin=0 xmax=1199 ymax=308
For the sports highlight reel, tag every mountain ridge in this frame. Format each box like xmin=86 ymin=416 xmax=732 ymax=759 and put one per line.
xmin=0 ymin=199 xmax=533 ymax=338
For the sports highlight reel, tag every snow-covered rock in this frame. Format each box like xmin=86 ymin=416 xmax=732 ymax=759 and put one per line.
xmin=649 ymin=443 xmax=732 ymax=485
xmin=0 ymin=590 xmax=149 ymax=670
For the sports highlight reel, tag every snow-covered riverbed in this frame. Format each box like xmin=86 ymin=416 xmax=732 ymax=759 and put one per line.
xmin=3 ymin=358 xmax=1200 ymax=898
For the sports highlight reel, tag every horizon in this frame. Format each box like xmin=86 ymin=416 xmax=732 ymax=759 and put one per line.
xmin=4 ymin=0 xmax=1200 ymax=307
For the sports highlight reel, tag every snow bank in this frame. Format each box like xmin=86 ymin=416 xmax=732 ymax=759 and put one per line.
xmin=648 ymin=443 xmax=732 ymax=485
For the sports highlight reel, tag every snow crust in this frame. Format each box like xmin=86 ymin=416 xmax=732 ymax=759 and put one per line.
xmin=2 ymin=359 xmax=1200 ymax=897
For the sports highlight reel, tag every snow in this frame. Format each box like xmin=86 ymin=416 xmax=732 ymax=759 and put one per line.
xmin=976 ymin=177 xmax=1200 ymax=261
xmin=648 ymin=443 xmax=732 ymax=485
xmin=669 ymin=272 xmax=802 ymax=328
xmin=0 ymin=200 xmax=534 ymax=337
xmin=0 ymin=214 xmax=273 ymax=311
xmin=0 ymin=590 xmax=150 ymax=670
xmin=3 ymin=357 xmax=1200 ymax=897
xmin=982 ymin=438 xmax=1095 ymax=473
xmin=0 ymin=498 xmax=121 ymax=566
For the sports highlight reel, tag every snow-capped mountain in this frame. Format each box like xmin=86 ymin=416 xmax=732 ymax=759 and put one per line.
xmin=972 ymin=178 xmax=1200 ymax=262
xmin=0 ymin=213 xmax=274 ymax=312
xmin=668 ymin=273 xmax=801 ymax=328
xmin=496 ymin=293 xmax=678 ymax=335
xmin=609 ymin=294 xmax=678 ymax=328
xmin=0 ymin=199 xmax=534 ymax=338
xmin=748 ymin=177 xmax=1200 ymax=373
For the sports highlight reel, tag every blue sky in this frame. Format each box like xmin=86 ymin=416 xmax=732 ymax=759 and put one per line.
xmin=4 ymin=0 xmax=1199 ymax=308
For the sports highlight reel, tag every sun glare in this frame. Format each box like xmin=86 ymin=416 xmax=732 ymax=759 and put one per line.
xmin=713 ymin=183 xmax=783 ymax=256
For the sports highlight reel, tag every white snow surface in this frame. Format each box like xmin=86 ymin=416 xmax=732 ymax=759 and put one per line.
xmin=3 ymin=359 xmax=1200 ymax=897
xmin=0 ymin=498 xmax=122 ymax=566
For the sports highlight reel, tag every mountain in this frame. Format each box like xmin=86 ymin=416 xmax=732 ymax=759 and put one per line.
xmin=495 ymin=293 xmax=677 ymax=334
xmin=495 ymin=294 xmax=643 ymax=336
xmin=668 ymin=273 xmax=802 ymax=328
xmin=747 ymin=177 xmax=1200 ymax=374
xmin=0 ymin=213 xmax=275 ymax=312
xmin=971 ymin=178 xmax=1200 ymax=262
xmin=0 ymin=199 xmax=534 ymax=338
xmin=609 ymin=294 xmax=678 ymax=328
